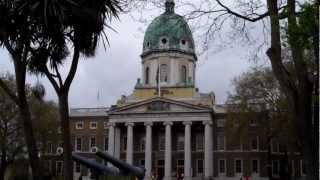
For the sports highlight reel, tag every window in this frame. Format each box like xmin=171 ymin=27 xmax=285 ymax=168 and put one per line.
xmin=197 ymin=159 xmax=204 ymax=174
xmin=216 ymin=119 xmax=225 ymax=127
xmin=48 ymin=142 xmax=53 ymax=154
xmin=271 ymin=141 xmax=279 ymax=153
xmin=75 ymin=121 xmax=84 ymax=129
xmin=57 ymin=127 xmax=62 ymax=133
xmin=121 ymin=136 xmax=127 ymax=151
xmin=279 ymin=144 xmax=286 ymax=153
xmin=250 ymin=119 xmax=257 ymax=126
xmin=235 ymin=159 xmax=243 ymax=174
xmin=145 ymin=67 xmax=150 ymax=84
xmin=104 ymin=136 xmax=108 ymax=151
xmin=251 ymin=137 xmax=259 ymax=151
xmin=160 ymin=64 xmax=168 ymax=83
xmin=217 ymin=134 xmax=225 ymax=151
xmin=74 ymin=162 xmax=81 ymax=173
xmin=140 ymin=138 xmax=145 ymax=152
xmin=196 ymin=134 xmax=203 ymax=150
xmin=159 ymin=136 xmax=165 ymax=151
xmin=90 ymin=121 xmax=97 ymax=129
xmin=219 ymin=159 xmax=226 ymax=174
xmin=90 ymin=137 xmax=96 ymax=149
xmin=56 ymin=161 xmax=63 ymax=175
xmin=181 ymin=65 xmax=187 ymax=83
xmin=252 ymin=159 xmax=259 ymax=173
xmin=272 ymin=160 xmax=279 ymax=176
xmin=75 ymin=137 xmax=82 ymax=152
xmin=177 ymin=135 xmax=184 ymax=151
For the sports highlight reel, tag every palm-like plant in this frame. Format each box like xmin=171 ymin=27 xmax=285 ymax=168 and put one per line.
xmin=0 ymin=1 xmax=45 ymax=179
xmin=1 ymin=0 xmax=122 ymax=179
xmin=26 ymin=0 xmax=122 ymax=179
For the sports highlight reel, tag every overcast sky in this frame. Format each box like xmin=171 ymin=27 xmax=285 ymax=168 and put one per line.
xmin=0 ymin=3 xmax=264 ymax=108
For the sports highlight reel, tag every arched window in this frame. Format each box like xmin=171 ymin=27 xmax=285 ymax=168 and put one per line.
xmin=160 ymin=64 xmax=168 ymax=83
xmin=181 ymin=65 xmax=187 ymax=83
xmin=145 ymin=67 xmax=150 ymax=84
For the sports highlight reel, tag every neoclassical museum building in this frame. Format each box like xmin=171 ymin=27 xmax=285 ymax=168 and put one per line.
xmin=44 ymin=1 xmax=306 ymax=180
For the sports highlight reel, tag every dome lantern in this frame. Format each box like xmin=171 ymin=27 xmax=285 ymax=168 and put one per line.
xmin=165 ymin=0 xmax=175 ymax=14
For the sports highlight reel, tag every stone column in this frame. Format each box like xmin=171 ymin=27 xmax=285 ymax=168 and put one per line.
xmin=126 ymin=122 xmax=134 ymax=164
xmin=183 ymin=121 xmax=192 ymax=180
xmin=144 ymin=122 xmax=153 ymax=180
xmin=164 ymin=121 xmax=173 ymax=180
xmin=203 ymin=121 xmax=213 ymax=179
xmin=108 ymin=122 xmax=115 ymax=156
xmin=115 ymin=127 xmax=121 ymax=159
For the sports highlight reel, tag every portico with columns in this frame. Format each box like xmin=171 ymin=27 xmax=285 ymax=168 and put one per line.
xmin=108 ymin=97 xmax=214 ymax=180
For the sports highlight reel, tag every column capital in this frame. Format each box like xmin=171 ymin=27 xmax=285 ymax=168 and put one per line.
xmin=163 ymin=121 xmax=173 ymax=126
xmin=183 ymin=121 xmax=192 ymax=125
xmin=202 ymin=120 xmax=213 ymax=125
xmin=144 ymin=121 xmax=153 ymax=126
xmin=125 ymin=122 xmax=135 ymax=127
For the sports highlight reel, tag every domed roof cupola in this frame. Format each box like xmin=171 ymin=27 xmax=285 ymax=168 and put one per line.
xmin=142 ymin=0 xmax=196 ymax=58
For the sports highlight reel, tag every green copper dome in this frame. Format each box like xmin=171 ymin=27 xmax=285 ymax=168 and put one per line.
xmin=142 ymin=0 xmax=195 ymax=57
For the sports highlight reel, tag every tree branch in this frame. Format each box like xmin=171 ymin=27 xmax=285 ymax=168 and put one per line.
xmin=64 ymin=45 xmax=80 ymax=92
xmin=3 ymin=40 xmax=17 ymax=59
xmin=44 ymin=67 xmax=60 ymax=93
xmin=215 ymin=0 xmax=288 ymax=22
xmin=53 ymin=63 xmax=63 ymax=87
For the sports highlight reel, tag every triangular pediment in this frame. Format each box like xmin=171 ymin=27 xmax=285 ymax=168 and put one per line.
xmin=109 ymin=97 xmax=212 ymax=114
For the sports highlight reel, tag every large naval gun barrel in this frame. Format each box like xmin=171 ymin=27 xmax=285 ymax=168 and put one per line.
xmin=72 ymin=153 xmax=118 ymax=177
xmin=96 ymin=150 xmax=145 ymax=179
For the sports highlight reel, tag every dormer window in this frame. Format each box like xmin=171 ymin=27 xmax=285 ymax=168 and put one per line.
xmin=161 ymin=38 xmax=167 ymax=44
xmin=180 ymin=39 xmax=188 ymax=50
xmin=159 ymin=37 xmax=169 ymax=49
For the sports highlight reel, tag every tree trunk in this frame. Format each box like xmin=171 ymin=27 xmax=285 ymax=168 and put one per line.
xmin=295 ymin=97 xmax=317 ymax=180
xmin=286 ymin=0 xmax=317 ymax=179
xmin=58 ymin=92 xmax=73 ymax=180
xmin=266 ymin=0 xmax=317 ymax=179
xmin=14 ymin=54 xmax=42 ymax=180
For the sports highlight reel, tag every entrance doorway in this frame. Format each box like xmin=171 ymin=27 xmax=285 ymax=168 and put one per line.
xmin=176 ymin=159 xmax=184 ymax=180
xmin=156 ymin=160 xmax=164 ymax=180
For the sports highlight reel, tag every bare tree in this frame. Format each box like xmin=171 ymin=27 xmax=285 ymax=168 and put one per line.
xmin=226 ymin=66 xmax=297 ymax=180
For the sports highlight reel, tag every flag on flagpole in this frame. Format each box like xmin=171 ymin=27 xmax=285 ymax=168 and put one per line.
xmin=97 ymin=90 xmax=100 ymax=105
